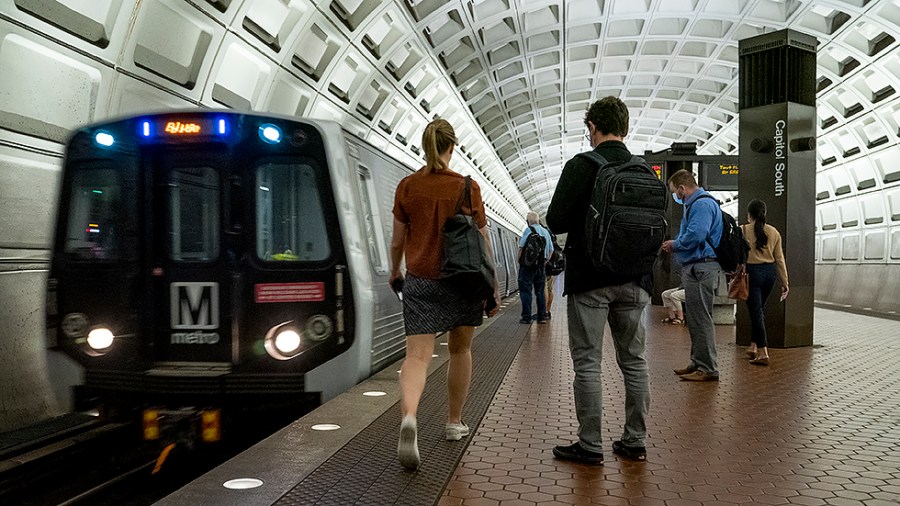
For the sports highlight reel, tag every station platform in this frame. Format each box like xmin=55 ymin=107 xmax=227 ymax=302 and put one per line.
xmin=157 ymin=296 xmax=900 ymax=506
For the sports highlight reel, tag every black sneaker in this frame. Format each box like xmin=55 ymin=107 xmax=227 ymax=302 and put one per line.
xmin=612 ymin=440 xmax=647 ymax=461
xmin=552 ymin=443 xmax=604 ymax=464
xmin=519 ymin=317 xmax=532 ymax=324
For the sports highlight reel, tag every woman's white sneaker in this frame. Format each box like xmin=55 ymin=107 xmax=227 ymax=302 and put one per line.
xmin=445 ymin=422 xmax=469 ymax=441
xmin=397 ymin=415 xmax=419 ymax=470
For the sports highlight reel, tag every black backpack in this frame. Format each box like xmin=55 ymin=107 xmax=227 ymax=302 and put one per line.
xmin=579 ymin=151 xmax=668 ymax=278
xmin=520 ymin=226 xmax=546 ymax=268
xmin=691 ymin=194 xmax=749 ymax=273
xmin=545 ymin=236 xmax=566 ymax=276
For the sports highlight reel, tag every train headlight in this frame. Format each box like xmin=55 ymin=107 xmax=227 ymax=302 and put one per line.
xmin=95 ymin=131 xmax=115 ymax=147
xmin=258 ymin=124 xmax=282 ymax=144
xmin=274 ymin=330 xmax=301 ymax=355
xmin=305 ymin=315 xmax=333 ymax=342
xmin=87 ymin=327 xmax=114 ymax=350
xmin=264 ymin=322 xmax=303 ymax=360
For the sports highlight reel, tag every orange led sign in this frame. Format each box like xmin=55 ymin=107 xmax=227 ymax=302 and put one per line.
xmin=164 ymin=121 xmax=202 ymax=134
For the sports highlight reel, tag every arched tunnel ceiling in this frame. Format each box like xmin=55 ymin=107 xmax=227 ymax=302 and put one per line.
xmin=2 ymin=0 xmax=899 ymax=230
xmin=392 ymin=0 xmax=899 ymax=219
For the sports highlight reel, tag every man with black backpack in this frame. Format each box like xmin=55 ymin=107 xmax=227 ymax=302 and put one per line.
xmin=661 ymin=169 xmax=724 ymax=382
xmin=547 ymin=96 xmax=659 ymax=465
xmin=517 ymin=212 xmax=553 ymax=324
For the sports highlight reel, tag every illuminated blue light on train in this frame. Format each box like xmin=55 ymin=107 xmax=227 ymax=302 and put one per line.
xmin=218 ymin=119 xmax=228 ymax=135
xmin=141 ymin=121 xmax=151 ymax=137
xmin=259 ymin=124 xmax=282 ymax=144
xmin=95 ymin=132 xmax=115 ymax=147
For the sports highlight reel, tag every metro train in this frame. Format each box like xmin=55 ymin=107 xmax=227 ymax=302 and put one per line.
xmin=47 ymin=110 xmax=521 ymax=441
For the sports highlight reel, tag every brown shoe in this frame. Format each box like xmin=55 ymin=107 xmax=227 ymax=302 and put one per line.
xmin=750 ymin=356 xmax=769 ymax=366
xmin=673 ymin=366 xmax=697 ymax=375
xmin=680 ymin=370 xmax=719 ymax=382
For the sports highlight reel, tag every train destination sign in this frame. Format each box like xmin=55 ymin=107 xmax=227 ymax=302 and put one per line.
xmin=701 ymin=158 xmax=739 ymax=191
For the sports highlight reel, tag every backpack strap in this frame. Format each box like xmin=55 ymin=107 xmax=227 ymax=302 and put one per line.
xmin=576 ymin=151 xmax=657 ymax=178
xmin=577 ymin=150 xmax=609 ymax=167
xmin=685 ymin=193 xmax=722 ymax=249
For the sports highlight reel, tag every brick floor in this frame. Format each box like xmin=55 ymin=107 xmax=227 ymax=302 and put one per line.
xmin=440 ymin=304 xmax=900 ymax=506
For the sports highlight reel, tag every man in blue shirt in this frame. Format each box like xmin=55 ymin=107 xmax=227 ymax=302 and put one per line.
xmin=518 ymin=212 xmax=554 ymax=324
xmin=662 ymin=169 xmax=723 ymax=382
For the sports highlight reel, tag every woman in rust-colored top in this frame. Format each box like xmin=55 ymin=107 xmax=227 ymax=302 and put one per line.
xmin=742 ymin=199 xmax=789 ymax=366
xmin=390 ymin=118 xmax=500 ymax=470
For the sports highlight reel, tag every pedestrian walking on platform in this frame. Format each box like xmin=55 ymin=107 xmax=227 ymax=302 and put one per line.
xmin=390 ymin=118 xmax=500 ymax=470
xmin=742 ymin=199 xmax=789 ymax=366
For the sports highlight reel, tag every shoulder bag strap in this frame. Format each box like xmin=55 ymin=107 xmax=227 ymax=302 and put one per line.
xmin=452 ymin=176 xmax=472 ymax=215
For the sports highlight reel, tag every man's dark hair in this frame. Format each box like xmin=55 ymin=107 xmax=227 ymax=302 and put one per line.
xmin=584 ymin=96 xmax=629 ymax=137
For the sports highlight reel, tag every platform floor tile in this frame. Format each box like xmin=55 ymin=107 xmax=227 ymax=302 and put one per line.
xmin=440 ymin=305 xmax=900 ymax=506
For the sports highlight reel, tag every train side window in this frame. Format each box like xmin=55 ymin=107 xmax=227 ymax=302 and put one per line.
xmin=256 ymin=162 xmax=331 ymax=262
xmin=64 ymin=168 xmax=120 ymax=260
xmin=169 ymin=166 xmax=220 ymax=262
xmin=357 ymin=165 xmax=389 ymax=273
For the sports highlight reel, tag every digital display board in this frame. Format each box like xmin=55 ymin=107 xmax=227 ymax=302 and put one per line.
xmin=140 ymin=117 xmax=229 ymax=139
xmin=701 ymin=159 xmax=739 ymax=191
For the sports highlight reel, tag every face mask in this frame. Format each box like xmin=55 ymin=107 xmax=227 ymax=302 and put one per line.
xmin=672 ymin=192 xmax=684 ymax=205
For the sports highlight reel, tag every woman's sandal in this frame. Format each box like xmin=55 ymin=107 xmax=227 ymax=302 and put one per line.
xmin=662 ymin=317 xmax=683 ymax=324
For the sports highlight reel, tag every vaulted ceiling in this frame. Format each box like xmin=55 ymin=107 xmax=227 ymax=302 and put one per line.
xmin=2 ymin=0 xmax=898 ymax=231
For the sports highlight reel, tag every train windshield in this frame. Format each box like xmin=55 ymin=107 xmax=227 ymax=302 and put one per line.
xmin=64 ymin=168 xmax=120 ymax=260
xmin=256 ymin=162 xmax=330 ymax=262
xmin=169 ymin=166 xmax=220 ymax=262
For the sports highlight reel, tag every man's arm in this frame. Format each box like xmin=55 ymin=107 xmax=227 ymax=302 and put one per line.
xmin=546 ymin=158 xmax=583 ymax=233
xmin=674 ymin=200 xmax=717 ymax=252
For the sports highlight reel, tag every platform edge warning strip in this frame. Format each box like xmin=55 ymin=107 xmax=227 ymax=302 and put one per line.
xmin=274 ymin=305 xmax=530 ymax=506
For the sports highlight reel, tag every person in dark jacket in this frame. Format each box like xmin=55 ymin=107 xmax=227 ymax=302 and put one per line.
xmin=546 ymin=96 xmax=650 ymax=465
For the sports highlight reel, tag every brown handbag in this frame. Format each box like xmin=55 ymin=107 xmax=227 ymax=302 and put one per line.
xmin=728 ymin=264 xmax=749 ymax=300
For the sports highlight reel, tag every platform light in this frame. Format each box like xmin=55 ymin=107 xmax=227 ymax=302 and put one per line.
xmin=363 ymin=391 xmax=387 ymax=397
xmin=87 ymin=327 xmax=114 ymax=350
xmin=311 ymin=424 xmax=341 ymax=431
xmin=95 ymin=132 xmax=115 ymax=147
xmin=259 ymin=124 xmax=282 ymax=144
xmin=223 ymin=478 xmax=263 ymax=490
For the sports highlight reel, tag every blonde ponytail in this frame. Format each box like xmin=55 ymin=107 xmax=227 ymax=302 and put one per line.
xmin=422 ymin=118 xmax=457 ymax=174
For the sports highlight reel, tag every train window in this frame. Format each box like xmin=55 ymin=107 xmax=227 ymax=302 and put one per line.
xmin=256 ymin=163 xmax=330 ymax=262
xmin=64 ymin=168 xmax=120 ymax=260
xmin=169 ymin=167 xmax=220 ymax=262
xmin=357 ymin=165 xmax=389 ymax=273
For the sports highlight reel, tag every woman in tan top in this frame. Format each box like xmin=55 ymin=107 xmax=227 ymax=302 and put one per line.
xmin=389 ymin=118 xmax=500 ymax=470
xmin=742 ymin=199 xmax=789 ymax=365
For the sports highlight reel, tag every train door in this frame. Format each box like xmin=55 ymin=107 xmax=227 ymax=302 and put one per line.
xmin=504 ymin=230 xmax=520 ymax=293
xmin=149 ymin=151 xmax=234 ymax=364
xmin=490 ymin=224 xmax=508 ymax=296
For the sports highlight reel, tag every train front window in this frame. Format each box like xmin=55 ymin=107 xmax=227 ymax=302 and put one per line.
xmin=64 ymin=169 xmax=119 ymax=260
xmin=256 ymin=163 xmax=330 ymax=262
xmin=169 ymin=166 xmax=220 ymax=262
